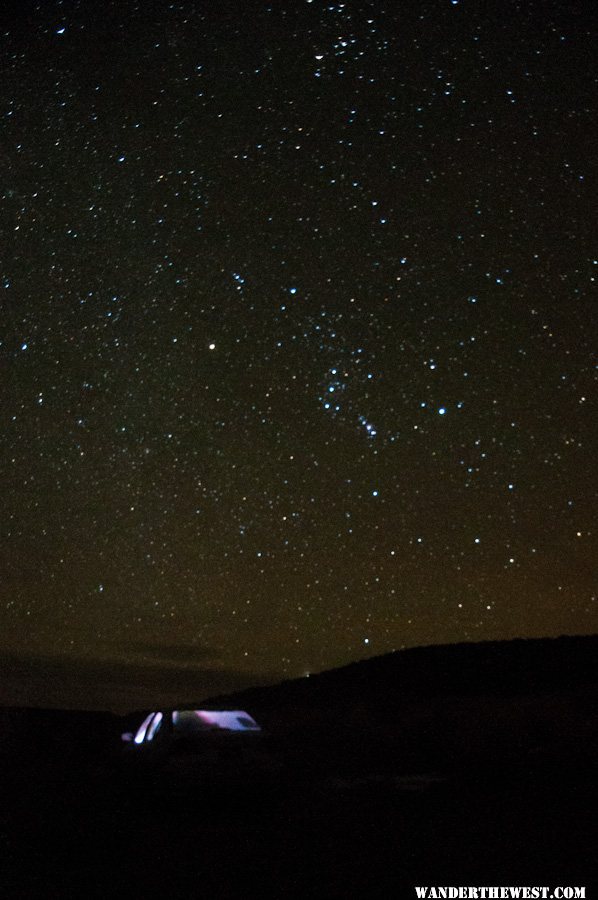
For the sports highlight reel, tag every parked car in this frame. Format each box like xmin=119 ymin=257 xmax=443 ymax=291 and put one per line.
xmin=121 ymin=709 xmax=276 ymax=781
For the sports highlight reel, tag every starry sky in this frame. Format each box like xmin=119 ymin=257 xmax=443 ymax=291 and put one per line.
xmin=1 ymin=0 xmax=596 ymax=709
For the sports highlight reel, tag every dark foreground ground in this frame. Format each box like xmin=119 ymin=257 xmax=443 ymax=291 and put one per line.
xmin=0 ymin=739 xmax=595 ymax=898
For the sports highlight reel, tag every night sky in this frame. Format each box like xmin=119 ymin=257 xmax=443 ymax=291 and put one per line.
xmin=1 ymin=0 xmax=596 ymax=708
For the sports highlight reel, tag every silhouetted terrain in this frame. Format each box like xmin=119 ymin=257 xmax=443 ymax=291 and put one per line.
xmin=1 ymin=637 xmax=596 ymax=897
xmin=213 ymin=634 xmax=598 ymax=706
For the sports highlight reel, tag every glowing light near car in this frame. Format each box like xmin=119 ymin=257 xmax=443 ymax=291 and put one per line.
xmin=146 ymin=712 xmax=163 ymax=741
xmin=133 ymin=713 xmax=155 ymax=744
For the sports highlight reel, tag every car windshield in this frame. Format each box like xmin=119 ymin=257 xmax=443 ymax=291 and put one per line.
xmin=172 ymin=710 xmax=261 ymax=733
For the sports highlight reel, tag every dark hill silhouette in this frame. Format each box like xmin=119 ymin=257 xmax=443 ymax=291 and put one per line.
xmin=188 ymin=634 xmax=598 ymax=713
